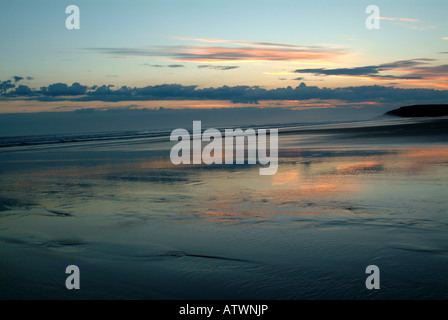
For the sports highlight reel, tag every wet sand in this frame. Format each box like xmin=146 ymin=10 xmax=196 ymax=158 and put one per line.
xmin=1 ymin=118 xmax=447 ymax=299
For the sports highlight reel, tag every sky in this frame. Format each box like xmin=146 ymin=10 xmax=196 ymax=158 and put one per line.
xmin=0 ymin=0 xmax=447 ymax=117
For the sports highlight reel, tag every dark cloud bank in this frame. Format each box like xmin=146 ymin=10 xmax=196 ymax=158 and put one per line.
xmin=1 ymin=79 xmax=448 ymax=105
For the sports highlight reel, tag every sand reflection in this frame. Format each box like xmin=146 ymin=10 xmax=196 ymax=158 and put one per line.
xmin=198 ymin=146 xmax=448 ymax=222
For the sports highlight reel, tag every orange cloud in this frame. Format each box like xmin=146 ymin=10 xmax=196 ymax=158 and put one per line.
xmin=379 ymin=17 xmax=439 ymax=31
xmin=379 ymin=17 xmax=420 ymax=22
xmin=170 ymin=45 xmax=345 ymax=63
xmin=163 ymin=36 xmax=348 ymax=63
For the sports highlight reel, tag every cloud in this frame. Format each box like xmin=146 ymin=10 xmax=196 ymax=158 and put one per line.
xmin=13 ymin=76 xmax=24 ymax=83
xmin=442 ymin=37 xmax=448 ymax=40
xmin=379 ymin=17 xmax=437 ymax=31
xmin=293 ymin=77 xmax=304 ymax=81
xmin=171 ymin=45 xmax=345 ymax=62
xmin=142 ymin=64 xmax=185 ymax=68
xmin=293 ymin=59 xmax=444 ymax=80
xmin=413 ymin=25 xmax=437 ymax=31
xmin=0 ymin=80 xmax=15 ymax=94
xmin=13 ymin=85 xmax=34 ymax=96
xmin=41 ymin=82 xmax=88 ymax=96
xmin=197 ymin=65 xmax=239 ymax=70
xmin=88 ymin=46 xmax=345 ymax=62
xmin=141 ymin=63 xmax=161 ymax=67
xmin=167 ymin=64 xmax=184 ymax=68
xmin=402 ymin=64 xmax=448 ymax=79
xmin=0 ymin=76 xmax=34 ymax=93
xmin=85 ymin=38 xmax=347 ymax=63
xmin=2 ymin=80 xmax=448 ymax=107
xmin=379 ymin=17 xmax=420 ymax=22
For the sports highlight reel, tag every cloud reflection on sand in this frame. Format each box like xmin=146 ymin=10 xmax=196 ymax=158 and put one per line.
xmin=194 ymin=146 xmax=448 ymax=225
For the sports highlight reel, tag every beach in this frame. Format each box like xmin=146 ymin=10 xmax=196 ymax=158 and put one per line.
xmin=1 ymin=117 xmax=447 ymax=299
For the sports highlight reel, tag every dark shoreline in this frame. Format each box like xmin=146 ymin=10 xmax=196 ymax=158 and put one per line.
xmin=386 ymin=104 xmax=448 ymax=117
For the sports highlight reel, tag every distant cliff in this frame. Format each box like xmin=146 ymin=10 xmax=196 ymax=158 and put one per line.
xmin=386 ymin=104 xmax=448 ymax=117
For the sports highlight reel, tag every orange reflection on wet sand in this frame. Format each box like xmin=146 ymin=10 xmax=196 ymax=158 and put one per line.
xmin=272 ymin=169 xmax=300 ymax=186
xmin=200 ymin=147 xmax=448 ymax=222
xmin=385 ymin=147 xmax=448 ymax=173
xmin=337 ymin=161 xmax=383 ymax=174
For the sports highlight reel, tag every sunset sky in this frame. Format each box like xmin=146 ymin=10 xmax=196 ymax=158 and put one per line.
xmin=0 ymin=0 xmax=447 ymax=114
